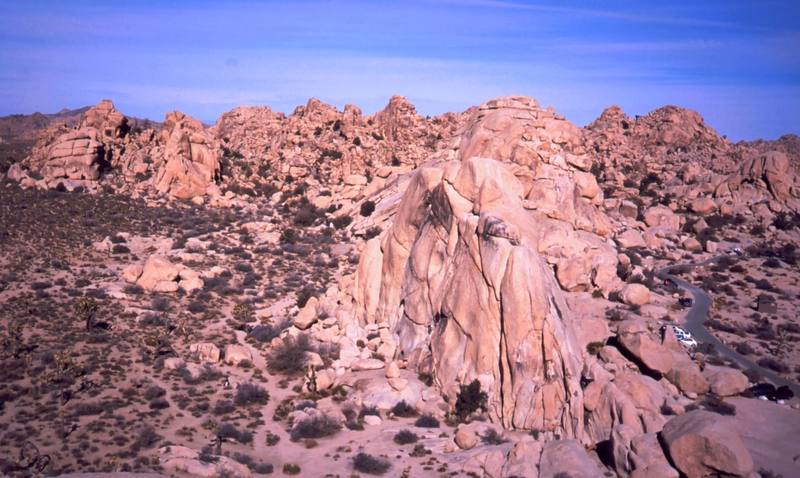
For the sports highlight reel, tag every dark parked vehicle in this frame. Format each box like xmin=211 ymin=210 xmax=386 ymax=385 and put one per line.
xmin=748 ymin=383 xmax=794 ymax=402
xmin=678 ymin=297 xmax=693 ymax=307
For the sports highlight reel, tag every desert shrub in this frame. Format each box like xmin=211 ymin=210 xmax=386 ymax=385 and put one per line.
xmin=757 ymin=357 xmax=790 ymax=374
xmin=758 ymin=468 xmax=784 ymax=478
xmin=187 ymin=301 xmax=206 ymax=314
xmin=360 ymin=200 xmax=376 ymax=217
xmin=290 ymin=413 xmax=342 ymax=441
xmin=294 ymin=203 xmax=322 ymax=227
xmin=140 ymin=313 xmax=167 ymax=327
xmin=296 ymin=286 xmax=315 ymax=308
xmin=212 ymin=399 xmax=236 ymax=415
xmin=390 ymin=400 xmax=418 ymax=418
xmin=359 ymin=406 xmax=381 ymax=419
xmin=149 ymin=398 xmax=170 ymax=410
xmin=217 ymin=422 xmax=253 ymax=444
xmin=332 ymin=215 xmax=353 ymax=229
xmin=700 ymin=395 xmax=736 ymax=415
xmin=481 ymin=428 xmax=508 ymax=445
xmin=180 ymin=364 xmax=223 ymax=385
xmin=231 ymin=452 xmax=273 ymax=473
xmin=414 ymin=414 xmax=440 ymax=428
xmin=235 ymin=383 xmax=269 ymax=407
xmin=706 ymin=318 xmax=742 ymax=335
xmin=364 ymin=226 xmax=382 ymax=239
xmin=74 ymin=402 xmax=104 ymax=416
xmin=773 ymin=212 xmax=800 ymax=230
xmin=454 ymin=379 xmax=488 ymax=422
xmin=410 ymin=443 xmax=429 ymax=457
xmin=268 ymin=334 xmax=312 ymax=375
xmin=124 ymin=284 xmax=144 ymax=295
xmin=143 ymin=386 xmax=166 ymax=400
xmin=131 ymin=426 xmax=161 ymax=451
xmin=265 ymin=430 xmax=281 ymax=446
xmin=232 ymin=302 xmax=254 ymax=322
xmin=393 ymin=429 xmax=419 ymax=445
xmin=248 ymin=319 xmax=289 ymax=343
xmin=150 ymin=296 xmax=171 ymax=312
xmin=283 ymin=463 xmax=301 ymax=475
xmin=734 ymin=342 xmax=756 ymax=355
xmin=586 ymin=341 xmax=605 ymax=355
xmin=321 ymin=148 xmax=342 ymax=159
xmin=111 ymin=244 xmax=130 ymax=254
xmin=352 ymin=452 xmax=391 ymax=475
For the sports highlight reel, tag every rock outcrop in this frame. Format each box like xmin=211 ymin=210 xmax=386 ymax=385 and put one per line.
xmin=123 ymin=256 xmax=203 ymax=293
xmin=355 ymin=156 xmax=585 ymax=436
xmin=715 ymin=150 xmax=800 ymax=210
xmin=20 ymin=100 xmax=131 ymax=188
xmin=660 ymin=410 xmax=754 ymax=478
xmin=152 ymin=112 xmax=221 ymax=199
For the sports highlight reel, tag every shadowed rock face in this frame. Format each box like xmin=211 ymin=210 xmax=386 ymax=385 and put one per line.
xmin=356 ymin=156 xmax=585 ymax=437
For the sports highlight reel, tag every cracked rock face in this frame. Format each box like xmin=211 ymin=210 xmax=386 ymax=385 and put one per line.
xmin=715 ymin=150 xmax=800 ymax=211
xmin=153 ymin=111 xmax=221 ymax=199
xmin=356 ymin=156 xmax=585 ymax=437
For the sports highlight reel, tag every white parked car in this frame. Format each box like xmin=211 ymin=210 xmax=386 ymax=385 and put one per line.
xmin=671 ymin=325 xmax=698 ymax=349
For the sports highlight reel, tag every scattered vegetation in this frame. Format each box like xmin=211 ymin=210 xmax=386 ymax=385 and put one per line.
xmin=352 ymin=452 xmax=391 ymax=475
xmin=454 ymin=379 xmax=488 ymax=422
xmin=393 ymin=429 xmax=419 ymax=445
xmin=414 ymin=414 xmax=440 ymax=428
xmin=267 ymin=334 xmax=312 ymax=375
xmin=290 ymin=413 xmax=342 ymax=441
xmin=234 ymin=382 xmax=269 ymax=406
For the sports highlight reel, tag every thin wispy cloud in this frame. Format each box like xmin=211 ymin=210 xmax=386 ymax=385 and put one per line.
xmin=0 ymin=0 xmax=797 ymax=140
xmin=443 ymin=0 xmax=744 ymax=29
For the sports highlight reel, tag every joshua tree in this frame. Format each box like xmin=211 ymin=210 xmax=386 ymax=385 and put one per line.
xmin=74 ymin=297 xmax=99 ymax=331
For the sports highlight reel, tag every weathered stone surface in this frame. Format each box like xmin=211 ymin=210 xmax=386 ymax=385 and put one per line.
xmin=617 ymin=323 xmax=673 ymax=375
xmin=132 ymin=256 xmax=203 ymax=292
xmin=665 ymin=353 xmax=709 ymax=395
xmin=539 ymin=439 xmax=603 ymax=478
xmin=689 ymin=197 xmax=717 ymax=215
xmin=356 ymin=156 xmax=585 ymax=436
xmin=621 ymin=283 xmax=651 ymax=306
xmin=224 ymin=344 xmax=252 ymax=365
xmin=294 ymin=297 xmax=319 ymax=330
xmin=660 ymin=410 xmax=753 ymax=478
xmin=702 ymin=365 xmax=748 ymax=397
xmin=153 ymin=111 xmax=221 ymax=199
xmin=715 ymin=150 xmax=799 ymax=210
xmin=455 ymin=425 xmax=479 ymax=450
xmin=160 ymin=445 xmax=251 ymax=477
xmin=189 ymin=342 xmax=221 ymax=363
xmin=643 ymin=206 xmax=680 ymax=231
xmin=616 ymin=229 xmax=646 ymax=248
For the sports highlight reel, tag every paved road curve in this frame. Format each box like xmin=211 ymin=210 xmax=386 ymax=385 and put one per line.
xmin=658 ymin=257 xmax=800 ymax=397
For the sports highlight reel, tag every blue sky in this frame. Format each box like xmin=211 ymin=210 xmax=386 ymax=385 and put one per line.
xmin=0 ymin=1 xmax=798 ymax=140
